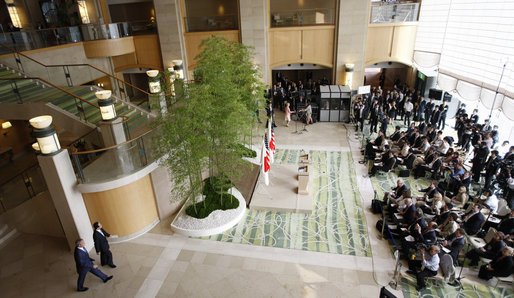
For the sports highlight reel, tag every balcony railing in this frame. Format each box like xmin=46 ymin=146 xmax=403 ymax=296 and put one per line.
xmin=70 ymin=127 xmax=159 ymax=184
xmin=0 ymin=20 xmax=156 ymax=53
xmin=271 ymin=8 xmax=335 ymax=28
xmin=370 ymin=2 xmax=420 ymax=23
xmin=184 ymin=15 xmax=238 ymax=32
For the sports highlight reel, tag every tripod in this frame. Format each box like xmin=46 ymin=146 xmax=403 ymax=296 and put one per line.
xmin=450 ymin=242 xmax=471 ymax=290
xmin=293 ymin=111 xmax=307 ymax=134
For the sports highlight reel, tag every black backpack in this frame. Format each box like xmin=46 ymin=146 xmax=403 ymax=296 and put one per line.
xmin=372 ymin=199 xmax=383 ymax=214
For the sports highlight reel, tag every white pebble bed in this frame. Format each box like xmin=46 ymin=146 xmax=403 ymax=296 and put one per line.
xmin=171 ymin=187 xmax=246 ymax=237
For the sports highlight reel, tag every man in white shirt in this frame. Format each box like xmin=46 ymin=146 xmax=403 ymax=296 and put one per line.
xmin=437 ymin=139 xmax=450 ymax=155
xmin=404 ymin=100 xmax=414 ymax=126
xmin=480 ymin=189 xmax=499 ymax=213
xmin=407 ymin=245 xmax=440 ymax=291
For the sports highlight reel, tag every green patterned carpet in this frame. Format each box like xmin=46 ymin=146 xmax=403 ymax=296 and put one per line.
xmin=202 ymin=149 xmax=371 ymax=257
xmin=400 ymin=276 xmax=513 ymax=298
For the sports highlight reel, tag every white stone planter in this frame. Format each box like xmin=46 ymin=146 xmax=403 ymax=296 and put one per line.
xmin=170 ymin=187 xmax=246 ymax=237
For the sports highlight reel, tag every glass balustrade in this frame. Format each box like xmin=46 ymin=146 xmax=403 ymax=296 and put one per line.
xmin=71 ymin=127 xmax=159 ymax=184
xmin=0 ymin=21 xmax=156 ymax=54
xmin=370 ymin=2 xmax=420 ymax=23
xmin=0 ymin=165 xmax=47 ymax=212
xmin=185 ymin=15 xmax=238 ymax=32
xmin=270 ymin=8 xmax=335 ymax=27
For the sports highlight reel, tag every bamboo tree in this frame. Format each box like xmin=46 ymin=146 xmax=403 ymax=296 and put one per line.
xmin=154 ymin=36 xmax=265 ymax=217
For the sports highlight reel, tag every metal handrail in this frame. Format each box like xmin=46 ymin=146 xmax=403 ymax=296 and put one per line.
xmin=0 ymin=77 xmax=99 ymax=108
xmin=0 ymin=41 xmax=152 ymax=97
xmin=69 ymin=125 xmax=157 ymax=155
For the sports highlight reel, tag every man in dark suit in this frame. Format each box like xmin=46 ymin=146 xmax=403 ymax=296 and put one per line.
xmin=369 ymin=150 xmax=396 ymax=177
xmin=441 ymin=228 xmax=466 ymax=265
xmin=93 ymin=222 xmax=116 ymax=268
xmin=430 ymin=105 xmax=441 ymax=129
xmin=74 ymin=238 xmax=113 ymax=292
xmin=463 ymin=204 xmax=485 ymax=235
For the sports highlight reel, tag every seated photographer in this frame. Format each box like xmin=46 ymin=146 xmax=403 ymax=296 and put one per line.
xmin=466 ymin=231 xmax=506 ymax=267
xmin=407 ymin=245 xmax=441 ymax=292
xmin=478 ymin=246 xmax=513 ymax=281
xmin=441 ymin=228 xmax=466 ymax=265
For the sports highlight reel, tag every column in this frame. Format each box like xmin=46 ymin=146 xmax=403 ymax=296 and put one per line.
xmin=38 ymin=150 xmax=93 ymax=251
xmin=334 ymin=0 xmax=370 ymax=89
xmin=239 ymin=0 xmax=270 ymax=85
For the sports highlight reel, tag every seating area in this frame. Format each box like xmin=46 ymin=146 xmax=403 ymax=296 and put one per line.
xmin=355 ymin=85 xmax=513 ymax=293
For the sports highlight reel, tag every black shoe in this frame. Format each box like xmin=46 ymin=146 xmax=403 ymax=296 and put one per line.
xmin=416 ymin=286 xmax=426 ymax=292
xmin=448 ymin=281 xmax=459 ymax=287
xmin=104 ymin=276 xmax=113 ymax=283
xmin=109 ymin=264 xmax=117 ymax=268
xmin=406 ymin=270 xmax=416 ymax=275
xmin=78 ymin=287 xmax=89 ymax=292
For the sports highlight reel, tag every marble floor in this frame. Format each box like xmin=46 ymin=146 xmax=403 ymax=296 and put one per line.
xmin=0 ymin=115 xmax=503 ymax=297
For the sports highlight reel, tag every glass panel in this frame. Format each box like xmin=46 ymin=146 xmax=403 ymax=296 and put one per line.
xmin=185 ymin=15 xmax=238 ymax=32
xmin=370 ymin=3 xmax=420 ymax=24
xmin=271 ymin=8 xmax=335 ymax=27
xmin=73 ymin=128 xmax=159 ymax=183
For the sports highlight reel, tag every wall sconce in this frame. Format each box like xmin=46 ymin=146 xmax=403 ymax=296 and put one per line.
xmin=2 ymin=121 xmax=12 ymax=129
xmin=146 ymin=70 xmax=161 ymax=93
xmin=96 ymin=90 xmax=117 ymax=121
xmin=77 ymin=0 xmax=90 ymax=24
xmin=5 ymin=0 xmax=22 ymax=29
xmin=172 ymin=60 xmax=184 ymax=80
xmin=2 ymin=121 xmax=11 ymax=136
xmin=344 ymin=63 xmax=355 ymax=88
xmin=29 ymin=115 xmax=61 ymax=156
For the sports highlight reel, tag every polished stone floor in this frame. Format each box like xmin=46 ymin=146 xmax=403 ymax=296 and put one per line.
xmin=0 ymin=115 xmax=503 ymax=297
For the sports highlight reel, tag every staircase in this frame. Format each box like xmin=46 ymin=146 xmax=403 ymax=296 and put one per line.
xmin=0 ymin=66 xmax=153 ymax=136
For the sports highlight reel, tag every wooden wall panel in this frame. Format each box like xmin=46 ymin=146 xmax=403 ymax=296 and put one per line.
xmin=112 ymin=53 xmax=137 ymax=72
xmin=184 ymin=30 xmax=240 ymax=70
xmin=269 ymin=26 xmax=334 ymax=68
xmin=83 ymin=37 xmax=135 ymax=58
xmin=302 ymin=28 xmax=334 ymax=67
xmin=269 ymin=29 xmax=302 ymax=67
xmin=365 ymin=23 xmax=417 ymax=66
xmin=391 ymin=25 xmax=418 ymax=65
xmin=133 ymin=35 xmax=163 ymax=70
xmin=82 ymin=175 xmax=158 ymax=237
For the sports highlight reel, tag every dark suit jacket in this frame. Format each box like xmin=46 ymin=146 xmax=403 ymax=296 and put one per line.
xmin=74 ymin=247 xmax=94 ymax=274
xmin=446 ymin=233 xmax=465 ymax=263
xmin=383 ymin=156 xmax=396 ymax=172
xmin=393 ymin=184 xmax=407 ymax=199
xmin=93 ymin=229 xmax=111 ymax=253
xmin=464 ymin=212 xmax=485 ymax=235
xmin=491 ymin=255 xmax=513 ymax=277
xmin=418 ymin=229 xmax=437 ymax=244
xmin=403 ymin=204 xmax=417 ymax=226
